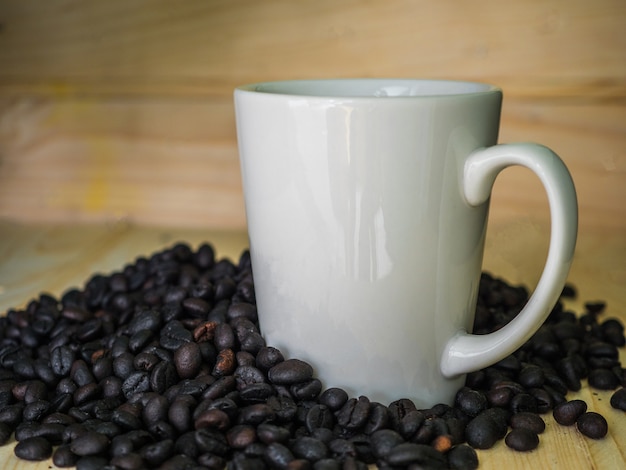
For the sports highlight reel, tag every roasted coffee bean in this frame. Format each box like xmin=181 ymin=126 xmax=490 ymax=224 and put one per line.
xmin=122 ymin=371 xmax=150 ymax=399
xmin=182 ymin=297 xmax=211 ymax=317
xmin=268 ymin=359 xmax=314 ymax=385
xmin=194 ymin=427 xmax=230 ymax=456
xmin=587 ymin=368 xmax=621 ymax=390
xmin=174 ymin=342 xmax=202 ymax=379
xmin=4 ymin=397 xmax=30 ymax=425
xmin=53 ymin=443 xmax=80 ymax=467
xmin=110 ymin=452 xmax=144 ymax=470
xmin=465 ymin=412 xmax=503 ymax=449
xmin=70 ymin=431 xmax=111 ymax=456
xmin=112 ymin=409 xmax=142 ymax=430
xmin=140 ymin=438 xmax=175 ymax=466
xmin=0 ymin=422 xmax=13 ymax=445
xmin=509 ymin=411 xmax=546 ymax=434
xmin=150 ymin=361 xmax=178 ymax=394
xmin=113 ymin=353 xmax=135 ymax=380
xmin=576 ymin=412 xmax=608 ymax=439
xmin=610 ymin=387 xmax=626 ymax=411
xmin=213 ymin=349 xmax=237 ymax=377
xmin=169 ymin=396 xmax=196 ymax=433
xmin=291 ymin=379 xmax=323 ymax=401
xmin=292 ymin=436 xmax=329 ymax=461
xmin=385 ymin=442 xmax=447 ymax=468
xmin=14 ymin=436 xmax=53 ymax=461
xmin=264 ymin=442 xmax=295 ymax=468
xmin=305 ymin=404 xmax=335 ymax=433
xmin=318 ymin=388 xmax=349 ymax=412
xmin=336 ymin=396 xmax=370 ymax=433
xmin=509 ymin=393 xmax=538 ymax=414
xmin=23 ymin=399 xmax=51 ymax=421
xmin=75 ymin=455 xmax=110 ymax=470
xmin=447 ymin=444 xmax=479 ymax=470
xmin=529 ymin=387 xmax=553 ymax=413
xmin=226 ymin=424 xmax=257 ymax=449
xmin=455 ymin=387 xmax=488 ymax=417
xmin=553 ymin=399 xmax=587 ymax=426
xmin=23 ymin=380 xmax=48 ymax=404
xmin=71 ymin=360 xmax=96 ymax=387
xmin=252 ymin=347 xmax=283 ymax=372
xmin=517 ymin=364 xmax=545 ymax=388
xmin=505 ymin=428 xmax=539 ymax=451
xmin=239 ymin=403 xmax=276 ymax=425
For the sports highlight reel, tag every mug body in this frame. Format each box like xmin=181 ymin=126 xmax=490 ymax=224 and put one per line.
xmin=235 ymin=79 xmax=503 ymax=407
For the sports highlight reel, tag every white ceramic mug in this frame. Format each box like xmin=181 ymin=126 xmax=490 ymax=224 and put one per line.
xmin=234 ymin=79 xmax=577 ymax=407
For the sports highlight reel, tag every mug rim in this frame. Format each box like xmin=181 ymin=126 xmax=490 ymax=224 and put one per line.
xmin=235 ymin=78 xmax=501 ymax=99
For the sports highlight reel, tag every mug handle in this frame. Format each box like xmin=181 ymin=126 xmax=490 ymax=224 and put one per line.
xmin=440 ymin=143 xmax=578 ymax=378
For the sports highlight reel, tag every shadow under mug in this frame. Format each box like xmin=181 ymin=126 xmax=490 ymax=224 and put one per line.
xmin=234 ymin=79 xmax=577 ymax=407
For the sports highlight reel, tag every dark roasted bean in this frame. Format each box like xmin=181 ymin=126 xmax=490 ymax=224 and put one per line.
xmin=509 ymin=411 xmax=546 ymax=434
xmin=447 ymin=444 xmax=479 ymax=470
xmin=576 ymin=412 xmax=608 ymax=439
xmin=226 ymin=424 xmax=257 ymax=449
xmin=239 ymin=403 xmax=275 ymax=425
xmin=182 ymin=297 xmax=211 ymax=317
xmin=213 ymin=349 xmax=237 ymax=377
xmin=140 ymin=438 xmax=174 ymax=466
xmin=23 ymin=399 xmax=51 ymax=421
xmin=194 ymin=427 xmax=230 ymax=456
xmin=75 ymin=455 xmax=109 ymax=470
xmin=257 ymin=423 xmax=291 ymax=445
xmin=70 ymin=431 xmax=111 ymax=456
xmin=255 ymin=347 xmax=284 ymax=372
xmin=110 ymin=452 xmax=144 ymax=470
xmin=455 ymin=387 xmax=487 ymax=417
xmin=505 ymin=428 xmax=539 ymax=451
xmin=370 ymin=429 xmax=404 ymax=460
xmin=465 ymin=412 xmax=502 ymax=449
xmin=291 ymin=436 xmax=328 ymax=462
xmin=264 ymin=442 xmax=295 ymax=468
xmin=268 ymin=359 xmax=314 ymax=385
xmin=386 ymin=442 xmax=446 ymax=468
xmin=150 ymin=361 xmax=178 ymax=394
xmin=24 ymin=380 xmax=48 ymax=404
xmin=174 ymin=342 xmax=202 ymax=379
xmin=0 ymin=422 xmax=13 ymax=445
xmin=53 ymin=443 xmax=80 ymax=467
xmin=336 ymin=396 xmax=370 ymax=433
xmin=553 ymin=399 xmax=587 ymax=426
xmin=588 ymin=368 xmax=620 ymax=390
xmin=610 ymin=387 xmax=626 ymax=411
xmin=14 ymin=436 xmax=53 ymax=461
xmin=142 ymin=394 xmax=169 ymax=426
xmin=510 ymin=393 xmax=538 ymax=414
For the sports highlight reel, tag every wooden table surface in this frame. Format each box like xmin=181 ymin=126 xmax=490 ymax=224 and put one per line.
xmin=0 ymin=221 xmax=624 ymax=469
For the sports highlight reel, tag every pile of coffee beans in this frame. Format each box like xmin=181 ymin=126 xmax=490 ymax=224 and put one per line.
xmin=0 ymin=242 xmax=624 ymax=469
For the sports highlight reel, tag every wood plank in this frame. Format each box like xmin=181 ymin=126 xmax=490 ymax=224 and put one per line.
xmin=0 ymin=222 xmax=624 ymax=469
xmin=1 ymin=96 xmax=624 ymax=230
xmin=0 ymin=0 xmax=624 ymax=99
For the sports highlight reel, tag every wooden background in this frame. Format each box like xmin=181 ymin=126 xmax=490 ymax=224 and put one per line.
xmin=0 ymin=0 xmax=624 ymax=231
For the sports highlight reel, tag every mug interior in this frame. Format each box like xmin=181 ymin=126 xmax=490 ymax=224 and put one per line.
xmin=238 ymin=79 xmax=499 ymax=98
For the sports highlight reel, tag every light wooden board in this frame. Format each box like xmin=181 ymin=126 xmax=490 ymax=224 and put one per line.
xmin=0 ymin=0 xmax=625 ymax=231
xmin=0 ymin=96 xmax=624 ymax=230
xmin=0 ymin=221 xmax=624 ymax=469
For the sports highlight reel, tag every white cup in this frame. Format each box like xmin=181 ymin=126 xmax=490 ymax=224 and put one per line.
xmin=234 ymin=79 xmax=577 ymax=407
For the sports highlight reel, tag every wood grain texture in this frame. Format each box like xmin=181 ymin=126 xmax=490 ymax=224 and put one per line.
xmin=0 ymin=0 xmax=624 ymax=99
xmin=0 ymin=222 xmax=624 ymax=469
xmin=0 ymin=0 xmax=624 ymax=231
xmin=0 ymin=95 xmax=624 ymax=230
